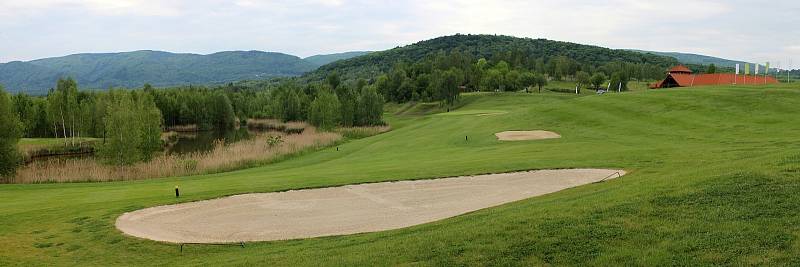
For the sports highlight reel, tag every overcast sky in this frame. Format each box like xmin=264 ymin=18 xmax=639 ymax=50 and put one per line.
xmin=1 ymin=0 xmax=798 ymax=69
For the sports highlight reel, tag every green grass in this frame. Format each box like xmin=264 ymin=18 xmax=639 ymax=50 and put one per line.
xmin=3 ymin=84 xmax=800 ymax=266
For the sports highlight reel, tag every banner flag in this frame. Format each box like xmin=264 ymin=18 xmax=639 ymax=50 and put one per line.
xmin=745 ymin=63 xmax=750 ymax=75
xmin=755 ymin=64 xmax=760 ymax=75
xmin=765 ymin=62 xmax=770 ymax=74
xmin=735 ymin=64 xmax=740 ymax=75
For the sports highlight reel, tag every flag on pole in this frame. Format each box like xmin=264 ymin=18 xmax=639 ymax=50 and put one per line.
xmin=745 ymin=63 xmax=751 ymax=75
xmin=735 ymin=64 xmax=740 ymax=75
xmin=765 ymin=62 xmax=770 ymax=74
xmin=755 ymin=64 xmax=760 ymax=75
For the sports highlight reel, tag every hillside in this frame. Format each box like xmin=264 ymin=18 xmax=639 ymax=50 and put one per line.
xmin=1 ymin=50 xmax=372 ymax=94
xmin=303 ymin=51 xmax=371 ymax=67
xmin=306 ymin=34 xmax=679 ymax=81
xmin=630 ymin=50 xmax=747 ymax=68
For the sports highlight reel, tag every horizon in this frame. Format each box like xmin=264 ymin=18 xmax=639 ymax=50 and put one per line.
xmin=1 ymin=1 xmax=798 ymax=69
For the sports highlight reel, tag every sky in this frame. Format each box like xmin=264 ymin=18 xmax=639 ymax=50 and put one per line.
xmin=1 ymin=0 xmax=799 ymax=69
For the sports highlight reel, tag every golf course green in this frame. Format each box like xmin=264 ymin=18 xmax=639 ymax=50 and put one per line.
xmin=2 ymin=84 xmax=800 ymax=266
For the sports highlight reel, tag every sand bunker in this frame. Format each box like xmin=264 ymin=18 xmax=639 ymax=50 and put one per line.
xmin=495 ymin=130 xmax=561 ymax=141
xmin=116 ymin=169 xmax=624 ymax=243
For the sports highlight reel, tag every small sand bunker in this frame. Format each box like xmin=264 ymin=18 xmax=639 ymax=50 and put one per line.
xmin=116 ymin=169 xmax=624 ymax=243
xmin=495 ymin=130 xmax=561 ymax=141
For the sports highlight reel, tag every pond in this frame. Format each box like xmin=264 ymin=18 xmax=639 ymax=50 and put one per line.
xmin=165 ymin=127 xmax=256 ymax=155
xmin=25 ymin=127 xmax=267 ymax=164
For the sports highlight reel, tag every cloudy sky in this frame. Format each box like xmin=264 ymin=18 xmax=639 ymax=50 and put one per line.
xmin=1 ymin=0 xmax=798 ymax=68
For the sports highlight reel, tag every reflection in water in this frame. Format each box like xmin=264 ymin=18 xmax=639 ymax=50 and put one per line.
xmin=166 ymin=127 xmax=253 ymax=155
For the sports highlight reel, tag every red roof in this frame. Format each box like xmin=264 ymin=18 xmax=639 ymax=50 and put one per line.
xmin=668 ymin=65 xmax=693 ymax=74
xmin=652 ymin=73 xmax=779 ymax=88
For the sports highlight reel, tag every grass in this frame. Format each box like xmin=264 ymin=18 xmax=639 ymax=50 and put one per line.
xmin=3 ymin=84 xmax=800 ymax=265
xmin=17 ymin=138 xmax=98 ymax=154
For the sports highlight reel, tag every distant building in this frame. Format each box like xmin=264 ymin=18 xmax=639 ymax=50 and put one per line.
xmin=651 ymin=65 xmax=779 ymax=88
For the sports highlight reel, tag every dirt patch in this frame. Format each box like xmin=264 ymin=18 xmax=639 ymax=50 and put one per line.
xmin=116 ymin=169 xmax=624 ymax=243
xmin=495 ymin=130 xmax=561 ymax=141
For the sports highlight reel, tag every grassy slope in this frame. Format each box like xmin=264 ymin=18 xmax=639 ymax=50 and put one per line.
xmin=3 ymin=84 xmax=800 ymax=266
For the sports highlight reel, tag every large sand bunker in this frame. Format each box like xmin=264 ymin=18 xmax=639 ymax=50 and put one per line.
xmin=495 ymin=130 xmax=561 ymax=141
xmin=116 ymin=169 xmax=624 ymax=243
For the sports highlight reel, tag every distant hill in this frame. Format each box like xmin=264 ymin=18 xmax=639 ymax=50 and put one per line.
xmin=0 ymin=50 xmax=316 ymax=94
xmin=304 ymin=51 xmax=371 ymax=67
xmin=0 ymin=50 xmax=366 ymax=94
xmin=307 ymin=34 xmax=678 ymax=81
xmin=629 ymin=50 xmax=749 ymax=68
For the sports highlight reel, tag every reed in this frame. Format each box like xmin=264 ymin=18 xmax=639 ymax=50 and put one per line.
xmin=12 ymin=127 xmax=341 ymax=183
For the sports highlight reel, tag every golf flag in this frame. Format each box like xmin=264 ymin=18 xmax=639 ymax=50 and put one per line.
xmin=745 ymin=63 xmax=750 ymax=75
xmin=735 ymin=64 xmax=740 ymax=75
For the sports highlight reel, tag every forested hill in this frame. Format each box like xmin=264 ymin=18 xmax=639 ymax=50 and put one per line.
xmin=303 ymin=51 xmax=371 ymax=67
xmin=0 ymin=50 xmax=366 ymax=94
xmin=305 ymin=34 xmax=679 ymax=81
xmin=629 ymin=50 xmax=747 ymax=68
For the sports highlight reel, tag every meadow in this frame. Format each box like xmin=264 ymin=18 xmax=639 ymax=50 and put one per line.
xmin=2 ymin=83 xmax=800 ymax=266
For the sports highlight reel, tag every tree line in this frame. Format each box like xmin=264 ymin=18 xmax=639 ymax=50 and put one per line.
xmin=368 ymin=50 xmax=657 ymax=103
xmin=1 ymin=75 xmax=387 ymax=176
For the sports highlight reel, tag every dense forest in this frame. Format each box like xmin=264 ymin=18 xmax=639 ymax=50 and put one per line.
xmin=306 ymin=34 xmax=679 ymax=82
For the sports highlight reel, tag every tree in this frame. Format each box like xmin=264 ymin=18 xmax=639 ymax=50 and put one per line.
xmin=211 ymin=93 xmax=236 ymax=129
xmin=0 ymin=85 xmax=23 ymax=178
xmin=98 ymin=90 xmax=162 ymax=165
xmin=519 ymin=72 xmax=537 ymax=93
xmin=356 ymin=86 xmax=385 ymax=126
xmin=11 ymin=93 xmax=37 ymax=137
xmin=609 ymin=71 xmax=630 ymax=91
xmin=438 ymin=69 xmax=461 ymax=106
xmin=326 ymin=71 xmax=341 ymax=90
xmin=707 ymin=64 xmax=717 ymax=74
xmin=590 ymin=73 xmax=607 ymax=89
xmin=533 ymin=73 xmax=548 ymax=93
xmin=337 ymin=86 xmax=358 ymax=127
xmin=575 ymin=71 xmax=591 ymax=93
xmin=309 ymin=90 xmax=341 ymax=131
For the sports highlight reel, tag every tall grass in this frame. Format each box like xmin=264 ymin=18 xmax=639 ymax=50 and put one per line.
xmin=13 ymin=127 xmax=341 ymax=183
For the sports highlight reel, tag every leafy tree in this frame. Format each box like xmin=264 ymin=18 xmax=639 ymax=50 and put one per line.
xmin=0 ymin=85 xmax=23 ymax=178
xmin=505 ymin=70 xmax=521 ymax=91
xmin=609 ymin=71 xmax=630 ymax=91
xmin=356 ymin=86 xmax=385 ymax=126
xmin=11 ymin=93 xmax=37 ymax=137
xmin=211 ymin=93 xmax=236 ymax=129
xmin=519 ymin=72 xmax=537 ymax=93
xmin=309 ymin=90 xmax=341 ymax=131
xmin=533 ymin=73 xmax=548 ymax=93
xmin=590 ymin=73 xmax=607 ymax=89
xmin=98 ymin=90 xmax=162 ymax=165
xmin=99 ymin=91 xmax=143 ymax=165
xmin=49 ymin=78 xmax=80 ymax=145
xmin=575 ymin=71 xmax=591 ymax=93
xmin=326 ymin=71 xmax=341 ymax=90
xmin=438 ymin=69 xmax=461 ymax=106
xmin=337 ymin=86 xmax=358 ymax=127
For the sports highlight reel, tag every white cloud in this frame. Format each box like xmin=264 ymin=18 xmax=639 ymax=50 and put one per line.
xmin=1 ymin=0 xmax=798 ymax=68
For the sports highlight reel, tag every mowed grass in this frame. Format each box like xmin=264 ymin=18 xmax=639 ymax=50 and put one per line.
xmin=3 ymin=84 xmax=800 ymax=266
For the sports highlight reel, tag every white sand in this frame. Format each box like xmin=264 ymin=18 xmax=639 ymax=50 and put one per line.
xmin=116 ymin=168 xmax=624 ymax=243
xmin=495 ymin=130 xmax=561 ymax=141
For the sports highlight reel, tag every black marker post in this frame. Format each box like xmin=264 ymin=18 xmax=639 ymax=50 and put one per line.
xmin=175 ymin=186 xmax=180 ymax=198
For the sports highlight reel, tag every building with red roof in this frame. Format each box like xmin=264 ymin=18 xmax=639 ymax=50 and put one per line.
xmin=651 ymin=65 xmax=779 ymax=88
